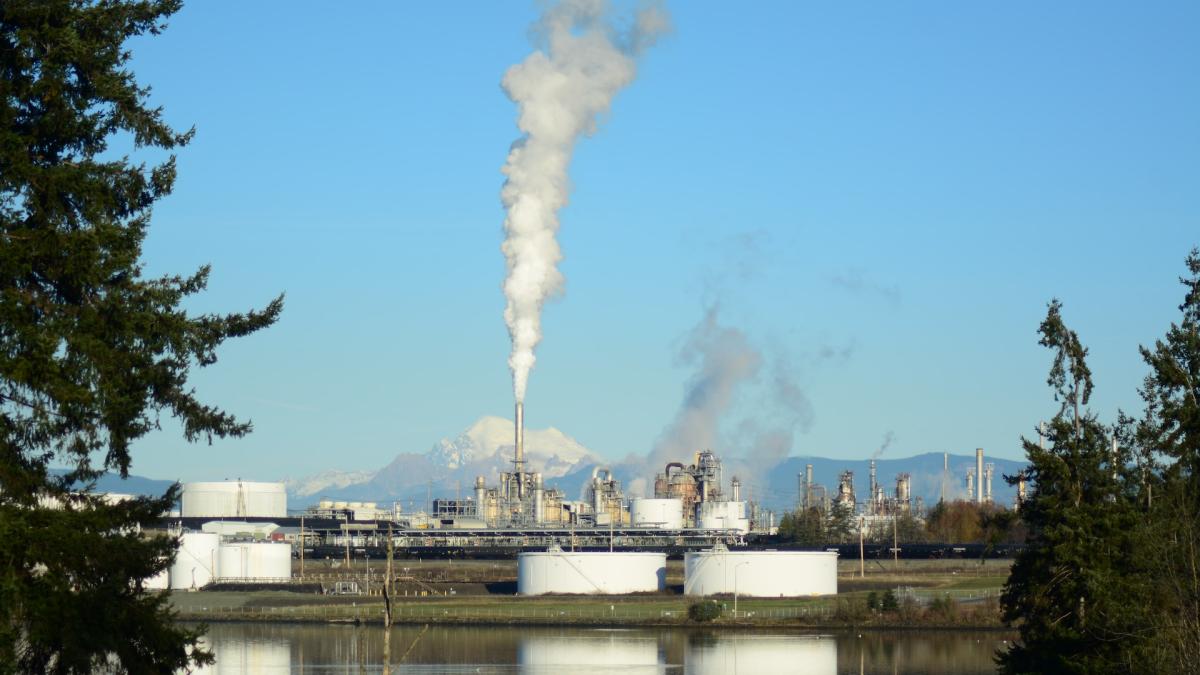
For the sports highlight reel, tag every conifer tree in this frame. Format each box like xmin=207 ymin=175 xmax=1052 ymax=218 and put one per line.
xmin=0 ymin=1 xmax=281 ymax=671
xmin=999 ymin=301 xmax=1147 ymax=674
xmin=1134 ymin=249 xmax=1200 ymax=671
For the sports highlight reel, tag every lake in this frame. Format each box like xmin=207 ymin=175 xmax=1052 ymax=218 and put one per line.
xmin=190 ymin=622 xmax=1010 ymax=673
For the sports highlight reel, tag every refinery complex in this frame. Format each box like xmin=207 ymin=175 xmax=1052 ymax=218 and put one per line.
xmin=147 ymin=402 xmax=1019 ymax=596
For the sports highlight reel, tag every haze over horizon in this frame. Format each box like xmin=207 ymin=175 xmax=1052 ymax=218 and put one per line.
xmin=117 ymin=2 xmax=1198 ymax=485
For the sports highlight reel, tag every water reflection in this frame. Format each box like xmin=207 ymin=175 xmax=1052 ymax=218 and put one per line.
xmin=190 ymin=623 xmax=1007 ymax=674
xmin=520 ymin=633 xmax=661 ymax=673
xmin=687 ymin=634 xmax=836 ymax=674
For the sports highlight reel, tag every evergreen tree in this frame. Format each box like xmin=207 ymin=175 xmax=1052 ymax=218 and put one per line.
xmin=826 ymin=504 xmax=855 ymax=544
xmin=998 ymin=301 xmax=1147 ymax=674
xmin=1134 ymin=249 xmax=1200 ymax=671
xmin=0 ymin=1 xmax=281 ymax=672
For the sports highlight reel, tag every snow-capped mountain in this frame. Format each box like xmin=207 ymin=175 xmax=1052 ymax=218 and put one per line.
xmin=429 ymin=415 xmax=594 ymax=477
xmin=285 ymin=415 xmax=599 ymax=506
xmin=285 ymin=469 xmax=377 ymax=499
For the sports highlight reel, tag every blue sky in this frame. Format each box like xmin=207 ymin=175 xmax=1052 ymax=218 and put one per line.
xmin=124 ymin=2 xmax=1199 ymax=483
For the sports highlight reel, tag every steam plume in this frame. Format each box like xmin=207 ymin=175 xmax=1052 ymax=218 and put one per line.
xmin=500 ymin=0 xmax=668 ymax=402
xmin=872 ymin=431 xmax=896 ymax=460
xmin=647 ymin=306 xmax=761 ymax=470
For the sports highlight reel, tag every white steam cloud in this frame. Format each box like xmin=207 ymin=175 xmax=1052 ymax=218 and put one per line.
xmin=500 ymin=0 xmax=669 ymax=402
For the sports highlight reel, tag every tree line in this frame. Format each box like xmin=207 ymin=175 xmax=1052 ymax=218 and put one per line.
xmin=776 ymin=499 xmax=1026 ymax=547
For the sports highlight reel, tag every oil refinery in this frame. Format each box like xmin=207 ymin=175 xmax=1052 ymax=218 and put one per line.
xmin=155 ymin=404 xmax=1020 ymax=595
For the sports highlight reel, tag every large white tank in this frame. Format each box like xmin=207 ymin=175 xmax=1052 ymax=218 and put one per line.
xmin=169 ymin=532 xmax=220 ymax=589
xmin=518 ymin=551 xmax=666 ymax=595
xmin=687 ymin=634 xmax=837 ymax=675
xmin=631 ymin=498 xmax=684 ymax=529
xmin=684 ymin=550 xmax=837 ymax=597
xmin=696 ymin=500 xmax=750 ymax=533
xmin=181 ymin=481 xmax=286 ymax=519
xmin=216 ymin=542 xmax=292 ymax=582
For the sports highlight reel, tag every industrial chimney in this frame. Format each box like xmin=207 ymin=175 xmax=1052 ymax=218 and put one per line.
xmin=514 ymin=402 xmax=526 ymax=498
xmin=975 ymin=448 xmax=984 ymax=504
xmin=805 ymin=463 xmax=814 ymax=509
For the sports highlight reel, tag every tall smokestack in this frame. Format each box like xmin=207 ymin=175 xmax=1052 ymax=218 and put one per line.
xmin=805 ymin=463 xmax=814 ymax=509
xmin=976 ymin=448 xmax=984 ymax=504
xmin=515 ymin=401 xmax=525 ymax=498
xmin=869 ymin=459 xmax=877 ymax=512
xmin=941 ymin=452 xmax=948 ymax=504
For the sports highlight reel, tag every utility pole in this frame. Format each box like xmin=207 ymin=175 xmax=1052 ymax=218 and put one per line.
xmin=299 ymin=516 xmax=305 ymax=578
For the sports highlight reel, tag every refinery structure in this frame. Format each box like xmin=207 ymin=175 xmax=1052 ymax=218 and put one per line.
xmin=155 ymin=402 xmax=1022 ymax=594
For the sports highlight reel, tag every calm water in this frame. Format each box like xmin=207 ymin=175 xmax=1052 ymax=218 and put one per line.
xmin=189 ymin=622 xmax=1009 ymax=674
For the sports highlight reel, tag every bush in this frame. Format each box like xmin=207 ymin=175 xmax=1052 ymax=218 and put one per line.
xmin=928 ymin=595 xmax=959 ymax=622
xmin=866 ymin=591 xmax=879 ymax=611
xmin=833 ymin=596 xmax=868 ymax=622
xmin=881 ymin=589 xmax=899 ymax=612
xmin=688 ymin=600 xmax=722 ymax=622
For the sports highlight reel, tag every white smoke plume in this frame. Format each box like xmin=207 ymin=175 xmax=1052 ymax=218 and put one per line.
xmin=647 ymin=306 xmax=761 ymax=472
xmin=500 ymin=0 xmax=669 ymax=402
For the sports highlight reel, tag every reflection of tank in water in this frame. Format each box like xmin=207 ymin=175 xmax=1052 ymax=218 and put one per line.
xmin=519 ymin=634 xmax=661 ymax=671
xmin=686 ymin=634 xmax=837 ymax=675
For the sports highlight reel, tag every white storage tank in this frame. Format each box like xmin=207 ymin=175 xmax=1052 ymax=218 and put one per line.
xmin=687 ymin=634 xmax=836 ymax=675
xmin=169 ymin=532 xmax=220 ymax=589
xmin=181 ymin=481 xmax=286 ymax=518
xmin=684 ymin=549 xmax=837 ymax=597
xmin=216 ymin=542 xmax=292 ymax=582
xmin=631 ymin=498 xmax=684 ymax=529
xmin=696 ymin=500 xmax=750 ymax=533
xmin=518 ymin=550 xmax=666 ymax=595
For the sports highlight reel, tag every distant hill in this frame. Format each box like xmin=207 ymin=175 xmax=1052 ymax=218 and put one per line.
xmin=49 ymin=468 xmax=177 ymax=497
xmin=282 ymin=415 xmax=1028 ymax=515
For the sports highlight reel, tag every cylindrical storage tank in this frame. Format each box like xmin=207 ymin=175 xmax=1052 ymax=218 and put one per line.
xmin=687 ymin=635 xmax=836 ymax=675
xmin=333 ymin=500 xmax=348 ymax=509
xmin=631 ymin=498 xmax=684 ymax=529
xmin=180 ymin=481 xmax=286 ymax=518
xmin=318 ymin=499 xmax=333 ymax=509
xmin=518 ymin=551 xmax=666 ymax=595
xmin=217 ymin=542 xmax=292 ymax=582
xmin=169 ymin=532 xmax=220 ymax=589
xmin=684 ymin=550 xmax=837 ymax=597
xmin=697 ymin=501 xmax=750 ymax=533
